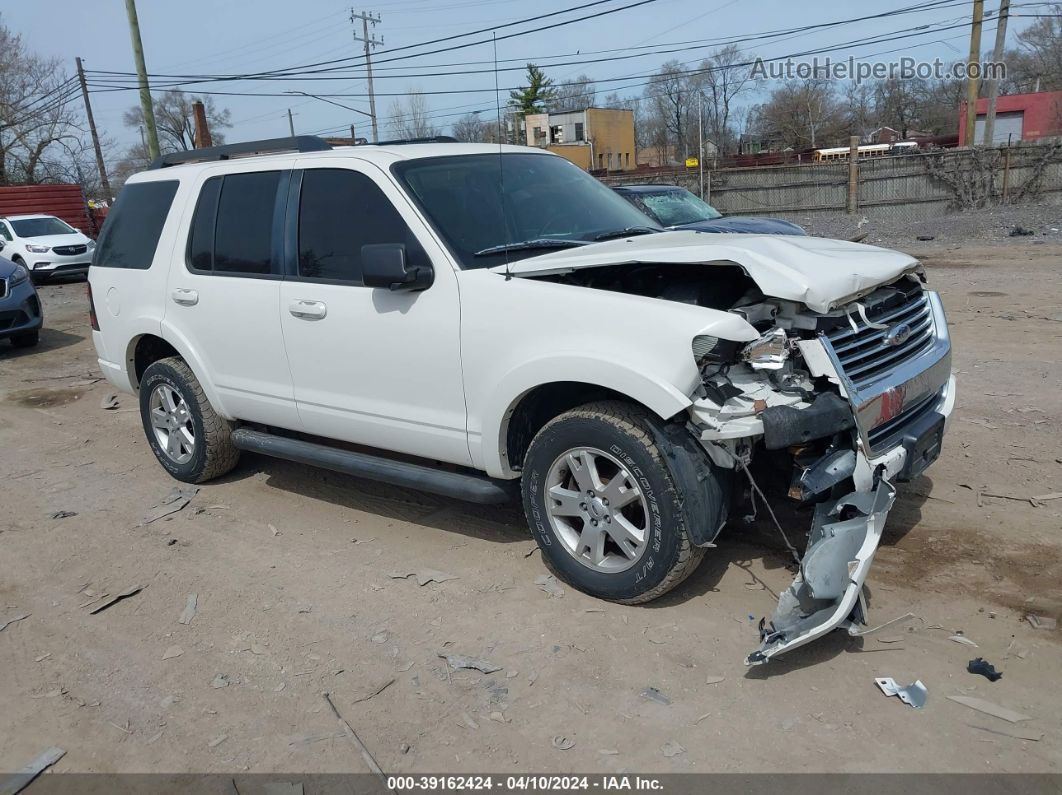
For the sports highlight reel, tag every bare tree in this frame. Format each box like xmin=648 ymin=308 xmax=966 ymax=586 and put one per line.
xmin=694 ymin=45 xmax=751 ymax=154
xmin=747 ymin=79 xmax=844 ymax=150
xmin=645 ymin=60 xmax=695 ymax=163
xmin=451 ymin=112 xmax=487 ymax=142
xmin=0 ymin=15 xmax=84 ymax=185
xmin=1010 ymin=3 xmax=1062 ymax=91
xmin=123 ymin=90 xmax=231 ymax=152
xmin=387 ymin=90 xmax=439 ymax=140
xmin=548 ymin=75 xmax=596 ymax=111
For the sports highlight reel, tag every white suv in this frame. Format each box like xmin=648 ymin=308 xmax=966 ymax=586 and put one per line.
xmin=0 ymin=214 xmax=95 ymax=282
xmin=89 ymin=136 xmax=955 ymax=664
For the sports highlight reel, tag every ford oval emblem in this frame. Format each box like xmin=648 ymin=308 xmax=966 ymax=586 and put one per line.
xmin=884 ymin=323 xmax=912 ymax=347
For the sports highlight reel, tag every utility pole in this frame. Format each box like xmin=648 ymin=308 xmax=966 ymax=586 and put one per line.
xmin=287 ymin=108 xmax=296 ymax=137
xmin=964 ymin=0 xmax=985 ymax=147
xmin=192 ymin=100 xmax=212 ymax=148
xmin=982 ymin=0 xmax=1010 ymax=147
xmin=123 ymin=0 xmax=160 ymax=160
xmin=75 ymin=57 xmax=112 ymax=201
xmin=697 ymin=94 xmax=705 ymax=200
xmin=351 ymin=10 xmax=382 ymax=143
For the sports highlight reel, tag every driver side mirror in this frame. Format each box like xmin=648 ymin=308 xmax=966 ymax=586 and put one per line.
xmin=362 ymin=243 xmax=433 ymax=292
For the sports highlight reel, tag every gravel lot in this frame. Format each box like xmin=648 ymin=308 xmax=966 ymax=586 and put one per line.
xmin=1 ymin=241 xmax=1061 ymax=776
xmin=792 ymin=200 xmax=1062 ymax=249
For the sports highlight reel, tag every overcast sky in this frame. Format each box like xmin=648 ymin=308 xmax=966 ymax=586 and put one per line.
xmin=4 ymin=0 xmax=1021 ymax=153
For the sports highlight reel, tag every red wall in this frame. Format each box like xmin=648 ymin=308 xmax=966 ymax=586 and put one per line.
xmin=959 ymin=90 xmax=1062 ymax=146
xmin=0 ymin=184 xmax=98 ymax=238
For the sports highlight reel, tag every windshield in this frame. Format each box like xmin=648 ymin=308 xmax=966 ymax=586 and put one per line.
xmin=10 ymin=217 xmax=77 ymax=238
xmin=639 ymin=190 xmax=723 ymax=226
xmin=392 ymin=153 xmax=660 ymax=268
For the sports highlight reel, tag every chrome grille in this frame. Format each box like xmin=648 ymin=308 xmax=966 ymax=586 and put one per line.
xmin=53 ymin=244 xmax=88 ymax=256
xmin=825 ymin=288 xmax=935 ymax=389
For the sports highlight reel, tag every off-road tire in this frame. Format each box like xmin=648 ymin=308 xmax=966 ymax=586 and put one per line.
xmin=10 ymin=330 xmax=39 ymax=348
xmin=522 ymin=400 xmax=723 ymax=604
xmin=139 ymin=356 xmax=239 ymax=483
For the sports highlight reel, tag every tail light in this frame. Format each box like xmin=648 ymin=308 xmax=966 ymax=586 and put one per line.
xmin=87 ymin=282 xmax=99 ymax=331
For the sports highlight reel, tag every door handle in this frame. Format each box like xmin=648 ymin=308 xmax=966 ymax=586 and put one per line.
xmin=171 ymin=288 xmax=199 ymax=306
xmin=288 ymin=300 xmax=327 ymax=320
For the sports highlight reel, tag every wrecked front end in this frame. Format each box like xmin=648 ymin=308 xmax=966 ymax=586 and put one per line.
xmin=687 ymin=274 xmax=955 ymax=664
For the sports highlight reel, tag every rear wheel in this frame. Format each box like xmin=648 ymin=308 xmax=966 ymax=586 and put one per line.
xmin=139 ymin=357 xmax=239 ymax=483
xmin=521 ymin=400 xmax=723 ymax=604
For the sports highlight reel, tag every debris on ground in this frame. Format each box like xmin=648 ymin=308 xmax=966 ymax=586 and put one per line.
xmin=967 ymin=657 xmax=1003 ymax=682
xmin=100 ymin=393 xmax=120 ymax=410
xmin=947 ymin=695 xmax=1032 ymax=723
xmin=534 ymin=574 xmax=565 ymax=598
xmin=704 ymin=675 xmax=726 ymax=685
xmin=875 ymin=677 xmax=928 ymax=709
xmin=551 ymin=735 xmax=575 ymax=751
xmin=88 ymin=584 xmax=145 ymax=615
xmin=969 ymin=723 xmax=1044 ymax=742
xmin=49 ymin=510 xmax=77 ymax=520
xmin=1 ymin=746 xmax=66 ymax=795
xmin=140 ymin=487 xmax=199 ymax=526
xmin=210 ymin=674 xmax=230 ymax=689
xmin=598 ymin=748 xmax=619 ymax=755
xmin=178 ymin=594 xmax=198 ymax=625
xmin=269 ymin=524 xmax=280 ymax=537
xmin=388 ymin=569 xmax=459 ymax=586
xmin=323 ymin=692 xmax=388 ymax=786
xmin=1025 ymin=614 xmax=1057 ymax=631
xmin=162 ymin=645 xmax=183 ymax=660
xmin=661 ymin=739 xmax=686 ymax=758
xmin=1010 ymin=225 xmax=1036 ymax=237
xmin=438 ymin=653 xmax=501 ymax=674
xmin=1005 ymin=639 xmax=1030 ymax=660
xmin=949 ymin=634 xmax=978 ymax=647
xmin=0 ymin=612 xmax=30 ymax=633
xmin=207 ymin=734 xmax=228 ymax=749
xmin=351 ymin=677 xmax=395 ymax=704
xmin=640 ymin=686 xmax=671 ymax=706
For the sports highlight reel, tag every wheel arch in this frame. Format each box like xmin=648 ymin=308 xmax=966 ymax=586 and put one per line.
xmin=479 ymin=358 xmax=695 ymax=478
xmin=127 ymin=329 xmax=230 ymax=419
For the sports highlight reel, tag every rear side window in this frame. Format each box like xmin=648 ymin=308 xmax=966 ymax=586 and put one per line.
xmin=297 ymin=168 xmax=427 ymax=284
xmin=94 ymin=180 xmax=178 ymax=269
xmin=187 ymin=171 xmax=281 ymax=275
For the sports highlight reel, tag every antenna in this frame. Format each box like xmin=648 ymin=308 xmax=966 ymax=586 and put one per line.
xmin=493 ymin=32 xmax=512 ymax=280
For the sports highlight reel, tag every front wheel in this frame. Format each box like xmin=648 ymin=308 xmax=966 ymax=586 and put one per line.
xmin=139 ymin=357 xmax=240 ymax=483
xmin=521 ymin=401 xmax=724 ymax=604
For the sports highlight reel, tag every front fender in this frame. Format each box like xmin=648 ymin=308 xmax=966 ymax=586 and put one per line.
xmin=476 ymin=356 xmax=697 ymax=478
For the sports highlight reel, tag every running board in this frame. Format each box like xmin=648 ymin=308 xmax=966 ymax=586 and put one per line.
xmin=230 ymin=428 xmax=513 ymax=504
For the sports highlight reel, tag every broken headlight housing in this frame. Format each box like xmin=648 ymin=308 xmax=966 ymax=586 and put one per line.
xmin=741 ymin=328 xmax=789 ymax=370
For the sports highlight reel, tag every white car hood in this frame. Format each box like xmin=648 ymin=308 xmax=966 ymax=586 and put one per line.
xmin=492 ymin=231 xmax=920 ymax=314
xmin=20 ymin=233 xmax=90 ymax=248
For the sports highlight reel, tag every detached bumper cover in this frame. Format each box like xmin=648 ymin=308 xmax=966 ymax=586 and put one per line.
xmin=746 ymin=477 xmax=896 ymax=665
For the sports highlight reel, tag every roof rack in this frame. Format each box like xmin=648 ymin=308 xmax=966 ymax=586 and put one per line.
xmin=148 ymin=136 xmax=332 ymax=169
xmin=364 ymin=135 xmax=459 ymax=146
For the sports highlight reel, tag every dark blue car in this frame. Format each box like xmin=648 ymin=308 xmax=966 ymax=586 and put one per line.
xmin=613 ymin=184 xmax=806 ymax=236
xmin=0 ymin=250 xmax=42 ymax=349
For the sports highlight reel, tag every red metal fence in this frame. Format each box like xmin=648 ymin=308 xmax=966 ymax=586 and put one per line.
xmin=0 ymin=184 xmax=99 ymax=238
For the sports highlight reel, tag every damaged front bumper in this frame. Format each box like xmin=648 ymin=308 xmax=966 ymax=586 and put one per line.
xmin=745 ymin=475 xmax=896 ymax=665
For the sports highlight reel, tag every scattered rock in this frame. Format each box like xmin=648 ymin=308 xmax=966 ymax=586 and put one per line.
xmin=661 ymin=739 xmax=686 ymax=758
xmin=162 ymin=645 xmax=183 ymax=660
xmin=50 ymin=510 xmax=77 ymax=520
xmin=178 ymin=593 xmax=198 ymax=625
xmin=210 ymin=674 xmax=230 ymax=689
xmin=100 ymin=393 xmax=120 ymax=410
xmin=534 ymin=574 xmax=565 ymax=598
xmin=640 ymin=686 xmax=671 ymax=706
xmin=704 ymin=675 xmax=726 ymax=685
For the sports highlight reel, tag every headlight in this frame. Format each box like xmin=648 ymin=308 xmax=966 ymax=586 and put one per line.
xmin=8 ymin=263 xmax=29 ymax=286
xmin=692 ymin=334 xmax=739 ymax=366
xmin=742 ymin=328 xmax=789 ymax=370
xmin=87 ymin=240 xmax=96 ymax=250
xmin=25 ymin=244 xmax=51 ymax=253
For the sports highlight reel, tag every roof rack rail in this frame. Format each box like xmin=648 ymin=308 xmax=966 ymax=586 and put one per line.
xmin=148 ymin=136 xmax=332 ymax=169
xmin=363 ymin=135 xmax=459 ymax=146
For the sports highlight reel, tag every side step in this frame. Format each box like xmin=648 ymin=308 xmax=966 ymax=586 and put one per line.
xmin=230 ymin=428 xmax=513 ymax=504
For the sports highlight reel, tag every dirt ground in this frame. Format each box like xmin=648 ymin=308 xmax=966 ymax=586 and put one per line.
xmin=1 ymin=241 xmax=1061 ymax=776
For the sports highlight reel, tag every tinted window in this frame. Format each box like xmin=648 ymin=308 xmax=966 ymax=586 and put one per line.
xmin=93 ymin=181 xmax=179 ymax=269
xmin=0 ymin=223 xmax=11 ymax=241
xmin=187 ymin=176 xmax=221 ymax=271
xmin=10 ymin=217 xmax=76 ymax=237
xmin=298 ymin=169 xmax=426 ymax=283
xmin=213 ymin=171 xmax=280 ymax=274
